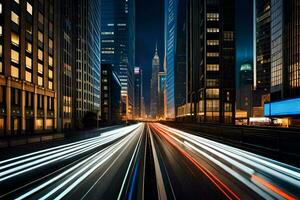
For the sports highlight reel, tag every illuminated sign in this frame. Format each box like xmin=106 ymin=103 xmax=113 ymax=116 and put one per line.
xmin=264 ymin=97 xmax=300 ymax=117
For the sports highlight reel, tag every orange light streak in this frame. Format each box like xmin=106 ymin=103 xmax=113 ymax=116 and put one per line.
xmin=149 ymin=123 xmax=240 ymax=200
xmin=251 ymin=175 xmax=297 ymax=200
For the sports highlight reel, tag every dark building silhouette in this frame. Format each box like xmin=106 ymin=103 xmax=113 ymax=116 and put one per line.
xmin=239 ymin=62 xmax=253 ymax=117
xmin=134 ymin=67 xmax=142 ymax=118
xmin=186 ymin=0 xmax=236 ymax=123
xmin=254 ymin=0 xmax=271 ymax=106
xmin=101 ymin=64 xmax=121 ymax=124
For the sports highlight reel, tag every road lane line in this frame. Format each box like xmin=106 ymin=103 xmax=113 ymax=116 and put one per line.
xmin=148 ymin=125 xmax=168 ymax=200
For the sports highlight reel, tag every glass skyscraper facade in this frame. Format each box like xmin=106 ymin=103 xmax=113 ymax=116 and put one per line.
xmin=165 ymin=0 xmax=178 ymax=119
xmin=101 ymin=0 xmax=135 ymax=119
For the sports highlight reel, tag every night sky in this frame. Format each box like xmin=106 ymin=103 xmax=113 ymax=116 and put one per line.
xmin=136 ymin=0 xmax=254 ymax=113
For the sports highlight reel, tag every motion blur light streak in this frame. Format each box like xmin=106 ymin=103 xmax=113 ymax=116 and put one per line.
xmin=150 ymin=123 xmax=241 ymax=200
xmin=150 ymin=123 xmax=300 ymax=199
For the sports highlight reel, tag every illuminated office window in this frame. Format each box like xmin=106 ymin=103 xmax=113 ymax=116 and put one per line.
xmin=224 ymin=31 xmax=234 ymax=41
xmin=49 ymin=56 xmax=53 ymax=67
xmin=0 ymin=3 xmax=2 ymax=14
xmin=206 ymin=89 xmax=219 ymax=98
xmin=206 ymin=79 xmax=219 ymax=87
xmin=26 ymin=56 xmax=32 ymax=69
xmin=25 ymin=71 xmax=32 ymax=82
xmin=207 ymin=64 xmax=219 ymax=71
xmin=11 ymin=49 xmax=19 ymax=64
xmin=0 ymin=62 xmax=2 ymax=73
xmin=207 ymin=52 xmax=219 ymax=57
xmin=38 ymin=31 xmax=43 ymax=43
xmin=14 ymin=0 xmax=20 ymax=4
xmin=207 ymin=13 xmax=219 ymax=21
xmin=207 ymin=40 xmax=219 ymax=46
xmin=11 ymin=65 xmax=19 ymax=78
xmin=38 ymin=49 xmax=43 ymax=61
xmin=48 ymin=81 xmax=53 ymax=90
xmin=207 ymin=28 xmax=219 ymax=33
xmin=26 ymin=41 xmax=32 ymax=53
xmin=38 ymin=76 xmax=43 ymax=86
xmin=0 ymin=44 xmax=2 ymax=56
xmin=27 ymin=2 xmax=33 ymax=15
xmin=48 ymin=69 xmax=53 ymax=79
xmin=38 ymin=63 xmax=43 ymax=74
xmin=11 ymin=12 xmax=19 ymax=25
xmin=0 ymin=25 xmax=2 ymax=36
xmin=49 ymin=39 xmax=53 ymax=50
xmin=11 ymin=32 xmax=20 ymax=46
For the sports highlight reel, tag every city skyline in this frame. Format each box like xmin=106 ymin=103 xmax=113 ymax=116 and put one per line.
xmin=0 ymin=0 xmax=300 ymax=199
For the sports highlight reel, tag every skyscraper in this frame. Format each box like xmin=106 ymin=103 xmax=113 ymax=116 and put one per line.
xmin=134 ymin=67 xmax=142 ymax=118
xmin=57 ymin=0 xmax=76 ymax=131
xmin=158 ymin=71 xmax=166 ymax=119
xmin=254 ymin=0 xmax=271 ymax=106
xmin=74 ymin=0 xmax=101 ymax=127
xmin=270 ymin=0 xmax=300 ymax=100
xmin=187 ymin=0 xmax=236 ymax=123
xmin=100 ymin=0 xmax=135 ymax=120
xmin=150 ymin=45 xmax=160 ymax=118
xmin=0 ymin=0 xmax=58 ymax=135
xmin=165 ymin=0 xmax=188 ymax=120
xmin=239 ymin=62 xmax=253 ymax=117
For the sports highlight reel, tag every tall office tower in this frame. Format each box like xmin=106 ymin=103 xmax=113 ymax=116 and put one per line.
xmin=187 ymin=0 xmax=236 ymax=123
xmin=74 ymin=0 xmax=101 ymax=126
xmin=271 ymin=0 xmax=300 ymax=100
xmin=254 ymin=0 xmax=271 ymax=106
xmin=239 ymin=62 xmax=253 ymax=117
xmin=0 ymin=0 xmax=58 ymax=135
xmin=150 ymin=46 xmax=160 ymax=118
xmin=100 ymin=0 xmax=135 ymax=120
xmin=158 ymin=71 xmax=166 ymax=119
xmin=57 ymin=0 xmax=76 ymax=131
xmin=165 ymin=0 xmax=187 ymax=119
xmin=134 ymin=67 xmax=142 ymax=119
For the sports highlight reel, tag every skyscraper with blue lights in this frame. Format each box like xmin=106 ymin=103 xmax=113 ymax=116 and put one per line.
xmin=100 ymin=0 xmax=135 ymax=119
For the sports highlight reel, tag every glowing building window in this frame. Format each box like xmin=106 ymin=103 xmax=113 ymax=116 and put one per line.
xmin=207 ymin=52 xmax=219 ymax=57
xmin=26 ymin=56 xmax=32 ymax=69
xmin=27 ymin=2 xmax=33 ymax=15
xmin=25 ymin=71 xmax=32 ymax=82
xmin=38 ymin=76 xmax=43 ymax=86
xmin=49 ymin=56 xmax=53 ymax=67
xmin=48 ymin=81 xmax=53 ymax=90
xmin=207 ymin=28 xmax=219 ymax=33
xmin=207 ymin=13 xmax=219 ymax=21
xmin=0 ymin=26 xmax=2 ymax=36
xmin=206 ymin=89 xmax=219 ymax=98
xmin=11 ymin=65 xmax=19 ymax=78
xmin=207 ymin=40 xmax=219 ymax=46
xmin=38 ymin=63 xmax=43 ymax=74
xmin=11 ymin=49 xmax=19 ymax=64
xmin=207 ymin=64 xmax=219 ymax=71
xmin=38 ymin=49 xmax=43 ymax=61
xmin=38 ymin=31 xmax=43 ymax=43
xmin=48 ymin=69 xmax=53 ymax=79
xmin=11 ymin=32 xmax=20 ymax=46
xmin=11 ymin=12 xmax=19 ymax=25
xmin=26 ymin=41 xmax=32 ymax=53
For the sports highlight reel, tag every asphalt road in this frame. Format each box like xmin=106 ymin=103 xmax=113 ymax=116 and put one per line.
xmin=148 ymin=123 xmax=300 ymax=200
xmin=0 ymin=123 xmax=146 ymax=200
xmin=0 ymin=122 xmax=299 ymax=200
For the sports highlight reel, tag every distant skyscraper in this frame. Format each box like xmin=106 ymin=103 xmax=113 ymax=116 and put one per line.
xmin=165 ymin=0 xmax=188 ymax=120
xmin=254 ymin=0 xmax=271 ymax=106
xmin=150 ymin=45 xmax=160 ymax=118
xmin=134 ymin=67 xmax=142 ymax=118
xmin=239 ymin=62 xmax=253 ymax=117
xmin=74 ymin=0 xmax=101 ymax=126
xmin=158 ymin=72 xmax=166 ymax=119
xmin=100 ymin=0 xmax=135 ymax=120
xmin=187 ymin=0 xmax=236 ymax=123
